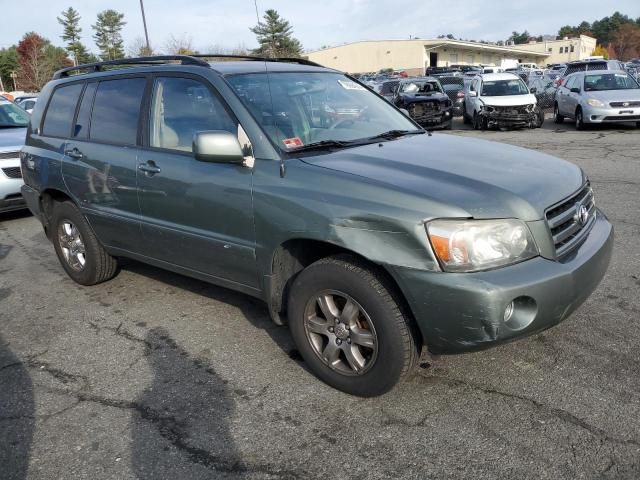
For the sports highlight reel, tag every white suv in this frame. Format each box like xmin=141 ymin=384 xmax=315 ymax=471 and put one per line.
xmin=463 ymin=73 xmax=542 ymax=129
xmin=0 ymin=99 xmax=29 ymax=213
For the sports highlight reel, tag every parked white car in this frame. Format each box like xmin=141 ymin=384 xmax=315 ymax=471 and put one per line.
xmin=15 ymin=97 xmax=37 ymax=113
xmin=0 ymin=98 xmax=29 ymax=213
xmin=463 ymin=73 xmax=543 ymax=129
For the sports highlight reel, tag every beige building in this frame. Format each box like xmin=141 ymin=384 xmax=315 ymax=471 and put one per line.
xmin=513 ymin=35 xmax=597 ymax=65
xmin=307 ymin=39 xmax=549 ymax=75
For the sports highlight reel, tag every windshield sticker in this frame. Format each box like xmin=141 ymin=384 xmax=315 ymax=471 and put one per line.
xmin=338 ymin=80 xmax=366 ymax=91
xmin=283 ymin=137 xmax=304 ymax=149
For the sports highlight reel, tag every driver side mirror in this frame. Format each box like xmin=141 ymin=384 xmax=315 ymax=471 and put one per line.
xmin=467 ymin=90 xmax=477 ymax=97
xmin=529 ymin=87 xmax=537 ymax=93
xmin=570 ymin=87 xmax=581 ymax=94
xmin=193 ymin=131 xmax=245 ymax=164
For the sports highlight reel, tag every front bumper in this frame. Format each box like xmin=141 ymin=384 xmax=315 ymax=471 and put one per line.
xmin=390 ymin=210 xmax=613 ymax=354
xmin=0 ymin=161 xmax=26 ymax=213
xmin=482 ymin=110 xmax=539 ymax=129
xmin=582 ymin=104 xmax=640 ymax=124
xmin=411 ymin=109 xmax=453 ymax=129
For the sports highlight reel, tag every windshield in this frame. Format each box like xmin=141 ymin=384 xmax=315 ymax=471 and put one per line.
xmin=226 ymin=72 xmax=417 ymax=151
xmin=481 ymin=79 xmax=529 ymax=96
xmin=400 ymin=80 xmax=442 ymax=94
xmin=0 ymin=101 xmax=29 ymax=128
xmin=584 ymin=73 xmax=639 ymax=91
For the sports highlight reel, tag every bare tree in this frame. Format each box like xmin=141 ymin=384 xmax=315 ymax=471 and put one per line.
xmin=164 ymin=34 xmax=195 ymax=55
xmin=127 ymin=36 xmax=154 ymax=57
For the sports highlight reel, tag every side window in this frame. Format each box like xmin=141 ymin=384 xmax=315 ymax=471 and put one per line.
xmin=73 ymin=82 xmax=97 ymax=139
xmin=90 ymin=77 xmax=146 ymax=145
xmin=149 ymin=76 xmax=236 ymax=152
xmin=42 ymin=83 xmax=83 ymax=138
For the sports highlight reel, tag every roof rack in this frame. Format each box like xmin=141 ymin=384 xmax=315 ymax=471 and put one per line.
xmin=52 ymin=55 xmax=210 ymax=79
xmin=191 ymin=54 xmax=323 ymax=68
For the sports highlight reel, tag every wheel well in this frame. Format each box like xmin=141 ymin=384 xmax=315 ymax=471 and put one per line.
xmin=267 ymin=239 xmax=421 ymax=347
xmin=40 ymin=189 xmax=73 ymax=238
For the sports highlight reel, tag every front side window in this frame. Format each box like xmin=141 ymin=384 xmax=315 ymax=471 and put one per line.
xmin=226 ymin=72 xmax=416 ymax=151
xmin=0 ymin=101 xmax=30 ymax=128
xmin=480 ymin=78 xmax=529 ymax=96
xmin=42 ymin=83 xmax=83 ymax=137
xmin=90 ymin=77 xmax=146 ymax=145
xmin=584 ymin=73 xmax=640 ymax=91
xmin=149 ymin=77 xmax=236 ymax=152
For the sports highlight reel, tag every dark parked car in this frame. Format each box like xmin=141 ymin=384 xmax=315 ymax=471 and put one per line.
xmin=557 ymin=59 xmax=626 ymax=86
xmin=392 ymin=77 xmax=453 ymax=128
xmin=21 ymin=55 xmax=613 ymax=397
xmin=373 ymin=79 xmax=400 ymax=102
xmin=438 ymin=76 xmax=465 ymax=116
xmin=528 ymin=76 xmax=558 ymax=109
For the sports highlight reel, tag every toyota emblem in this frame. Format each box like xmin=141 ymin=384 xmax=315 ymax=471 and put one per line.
xmin=575 ymin=204 xmax=589 ymax=226
xmin=622 ymin=102 xmax=629 ymax=107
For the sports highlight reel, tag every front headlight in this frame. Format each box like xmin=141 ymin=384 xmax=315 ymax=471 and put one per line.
xmin=426 ymin=219 xmax=539 ymax=272
xmin=586 ymin=98 xmax=605 ymax=108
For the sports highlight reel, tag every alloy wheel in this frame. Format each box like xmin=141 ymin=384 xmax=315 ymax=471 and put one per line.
xmin=58 ymin=220 xmax=86 ymax=271
xmin=303 ymin=290 xmax=378 ymax=376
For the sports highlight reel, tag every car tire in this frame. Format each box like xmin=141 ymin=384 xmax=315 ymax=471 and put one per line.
xmin=575 ymin=108 xmax=585 ymax=131
xmin=535 ymin=107 xmax=545 ymax=128
xmin=51 ymin=201 xmax=119 ymax=286
xmin=463 ymin=104 xmax=471 ymax=125
xmin=553 ymin=103 xmax=564 ymax=124
xmin=636 ymin=121 xmax=640 ymax=129
xmin=473 ymin=111 xmax=481 ymax=130
xmin=287 ymin=254 xmax=420 ymax=397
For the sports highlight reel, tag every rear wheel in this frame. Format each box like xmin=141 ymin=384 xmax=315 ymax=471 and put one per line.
xmin=287 ymin=255 xmax=419 ymax=397
xmin=553 ymin=103 xmax=564 ymax=124
xmin=575 ymin=108 xmax=585 ymax=130
xmin=534 ymin=107 xmax=545 ymax=128
xmin=463 ymin=104 xmax=471 ymax=125
xmin=52 ymin=201 xmax=118 ymax=285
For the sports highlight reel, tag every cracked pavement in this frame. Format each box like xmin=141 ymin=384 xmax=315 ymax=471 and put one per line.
xmin=1 ymin=120 xmax=639 ymax=479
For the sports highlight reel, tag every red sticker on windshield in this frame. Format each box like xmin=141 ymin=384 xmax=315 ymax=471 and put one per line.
xmin=283 ymin=137 xmax=304 ymax=148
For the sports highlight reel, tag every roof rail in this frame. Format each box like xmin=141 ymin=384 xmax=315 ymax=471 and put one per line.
xmin=190 ymin=54 xmax=323 ymax=68
xmin=52 ymin=55 xmax=210 ymax=80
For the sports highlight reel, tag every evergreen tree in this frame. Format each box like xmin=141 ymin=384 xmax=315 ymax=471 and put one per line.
xmin=57 ymin=7 xmax=91 ymax=65
xmin=92 ymin=10 xmax=126 ymax=61
xmin=250 ymin=10 xmax=303 ymax=58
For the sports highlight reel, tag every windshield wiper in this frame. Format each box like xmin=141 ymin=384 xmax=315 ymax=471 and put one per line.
xmin=364 ymin=129 xmax=426 ymax=141
xmin=288 ymin=139 xmax=358 ymax=153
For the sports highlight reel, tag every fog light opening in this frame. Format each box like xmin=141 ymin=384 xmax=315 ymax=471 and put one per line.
xmin=503 ymin=296 xmax=537 ymax=331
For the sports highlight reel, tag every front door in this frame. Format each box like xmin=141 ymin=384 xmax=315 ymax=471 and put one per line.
xmin=137 ymin=74 xmax=257 ymax=288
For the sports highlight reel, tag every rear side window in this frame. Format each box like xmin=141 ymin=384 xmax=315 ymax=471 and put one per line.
xmin=42 ymin=83 xmax=83 ymax=138
xmin=90 ymin=77 xmax=146 ymax=145
xmin=73 ymin=82 xmax=97 ymax=139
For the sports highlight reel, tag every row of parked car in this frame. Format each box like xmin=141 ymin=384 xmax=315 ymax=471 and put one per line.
xmin=361 ymin=58 xmax=640 ymax=132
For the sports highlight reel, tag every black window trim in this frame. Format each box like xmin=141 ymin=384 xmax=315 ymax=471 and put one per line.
xmin=40 ymin=79 xmax=86 ymax=140
xmin=70 ymin=81 xmax=98 ymax=140
xmin=85 ymin=73 xmax=150 ymax=148
xmin=140 ymin=71 xmax=241 ymax=158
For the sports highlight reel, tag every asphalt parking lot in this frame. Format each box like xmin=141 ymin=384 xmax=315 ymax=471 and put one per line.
xmin=1 ymin=119 xmax=639 ymax=480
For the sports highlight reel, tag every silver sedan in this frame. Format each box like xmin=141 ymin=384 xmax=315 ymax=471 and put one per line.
xmin=554 ymin=70 xmax=640 ymax=130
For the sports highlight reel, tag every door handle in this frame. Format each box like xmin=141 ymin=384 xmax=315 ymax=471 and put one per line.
xmin=65 ymin=148 xmax=84 ymax=160
xmin=138 ymin=161 xmax=161 ymax=175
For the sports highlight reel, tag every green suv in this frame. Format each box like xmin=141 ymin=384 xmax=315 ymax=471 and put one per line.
xmin=21 ymin=56 xmax=613 ymax=396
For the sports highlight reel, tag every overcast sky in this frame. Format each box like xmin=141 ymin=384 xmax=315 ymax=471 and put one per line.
xmin=1 ymin=1 xmax=639 ymax=53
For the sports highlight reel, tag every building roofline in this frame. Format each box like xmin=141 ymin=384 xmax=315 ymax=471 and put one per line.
xmin=307 ymin=39 xmax=550 ymax=57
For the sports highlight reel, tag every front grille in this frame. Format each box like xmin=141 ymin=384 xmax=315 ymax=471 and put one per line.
xmin=2 ymin=167 xmax=22 ymax=179
xmin=610 ymin=101 xmax=640 ymax=108
xmin=546 ymin=183 xmax=595 ymax=257
xmin=0 ymin=151 xmax=20 ymax=160
xmin=602 ymin=115 xmax=640 ymax=121
xmin=491 ymin=105 xmax=531 ymax=115
xmin=410 ymin=102 xmax=439 ymax=115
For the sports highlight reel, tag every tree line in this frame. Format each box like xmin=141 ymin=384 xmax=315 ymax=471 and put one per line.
xmin=0 ymin=7 xmax=303 ymax=92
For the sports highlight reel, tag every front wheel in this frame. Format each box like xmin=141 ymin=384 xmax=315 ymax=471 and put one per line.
xmin=287 ymin=255 xmax=419 ymax=397
xmin=554 ymin=104 xmax=564 ymax=124
xmin=52 ymin=201 xmax=119 ymax=285
xmin=575 ymin=108 xmax=585 ymax=130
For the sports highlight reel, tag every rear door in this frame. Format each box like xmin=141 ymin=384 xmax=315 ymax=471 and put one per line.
xmin=62 ymin=75 xmax=147 ymax=252
xmin=136 ymin=73 xmax=257 ymax=288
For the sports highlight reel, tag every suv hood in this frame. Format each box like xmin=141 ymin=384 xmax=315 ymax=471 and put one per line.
xmin=481 ymin=94 xmax=537 ymax=106
xmin=299 ymin=133 xmax=584 ymax=221
xmin=399 ymin=92 xmax=448 ymax=103
xmin=0 ymin=127 xmax=27 ymax=150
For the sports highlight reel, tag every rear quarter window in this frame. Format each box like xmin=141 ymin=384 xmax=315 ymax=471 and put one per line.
xmin=42 ymin=83 xmax=84 ymax=138
xmin=89 ymin=77 xmax=146 ymax=145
